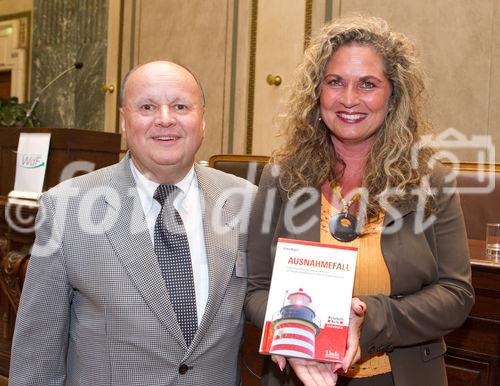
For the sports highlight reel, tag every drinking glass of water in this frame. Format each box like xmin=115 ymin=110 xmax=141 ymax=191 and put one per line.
xmin=485 ymin=223 xmax=500 ymax=260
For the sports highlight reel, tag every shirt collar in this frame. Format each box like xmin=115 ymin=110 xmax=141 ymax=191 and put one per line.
xmin=129 ymin=158 xmax=195 ymax=213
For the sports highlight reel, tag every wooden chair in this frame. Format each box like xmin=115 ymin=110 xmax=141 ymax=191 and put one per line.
xmin=208 ymin=154 xmax=270 ymax=185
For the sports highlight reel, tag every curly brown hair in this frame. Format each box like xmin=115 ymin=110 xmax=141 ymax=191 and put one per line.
xmin=272 ymin=16 xmax=435 ymax=219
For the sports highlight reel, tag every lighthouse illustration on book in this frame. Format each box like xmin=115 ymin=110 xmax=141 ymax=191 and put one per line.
xmin=269 ymin=288 xmax=321 ymax=359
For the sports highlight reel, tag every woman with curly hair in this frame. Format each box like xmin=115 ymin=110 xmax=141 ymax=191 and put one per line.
xmin=245 ymin=16 xmax=474 ymax=386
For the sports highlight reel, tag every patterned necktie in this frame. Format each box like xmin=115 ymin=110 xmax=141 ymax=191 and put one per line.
xmin=154 ymin=184 xmax=198 ymax=346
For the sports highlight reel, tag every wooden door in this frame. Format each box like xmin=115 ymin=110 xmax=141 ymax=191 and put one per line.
xmin=249 ymin=0 xmax=310 ymax=156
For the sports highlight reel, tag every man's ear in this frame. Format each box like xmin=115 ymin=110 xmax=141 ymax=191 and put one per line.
xmin=119 ymin=108 xmax=126 ymax=135
xmin=202 ymin=118 xmax=206 ymax=138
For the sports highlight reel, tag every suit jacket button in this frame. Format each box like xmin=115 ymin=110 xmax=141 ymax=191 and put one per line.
xmin=424 ymin=347 xmax=431 ymax=356
xmin=179 ymin=364 xmax=189 ymax=374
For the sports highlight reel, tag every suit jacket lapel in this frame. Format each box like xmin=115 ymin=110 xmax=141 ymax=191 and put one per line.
xmin=381 ymin=198 xmax=417 ymax=288
xmin=104 ymin=156 xmax=186 ymax=347
xmin=382 ymin=200 xmax=415 ymax=228
xmin=187 ymin=165 xmax=240 ymax=353
xmin=284 ymin=187 xmax=321 ymax=242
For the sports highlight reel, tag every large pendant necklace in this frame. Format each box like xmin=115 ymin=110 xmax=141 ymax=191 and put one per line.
xmin=328 ymin=180 xmax=361 ymax=242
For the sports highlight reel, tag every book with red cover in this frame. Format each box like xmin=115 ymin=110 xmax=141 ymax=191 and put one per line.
xmin=259 ymin=237 xmax=358 ymax=362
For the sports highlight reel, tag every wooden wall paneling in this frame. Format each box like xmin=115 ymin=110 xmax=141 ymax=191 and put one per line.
xmin=136 ymin=0 xmax=231 ymax=162
xmin=445 ymin=350 xmax=494 ymax=386
xmin=335 ymin=0 xmax=498 ymax=163
xmin=487 ymin=0 xmax=500 ymax=159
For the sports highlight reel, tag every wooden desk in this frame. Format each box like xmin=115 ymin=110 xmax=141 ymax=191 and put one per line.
xmin=444 ymin=239 xmax=500 ymax=386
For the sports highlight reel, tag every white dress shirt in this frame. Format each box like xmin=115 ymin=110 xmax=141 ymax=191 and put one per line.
xmin=129 ymin=159 xmax=209 ymax=324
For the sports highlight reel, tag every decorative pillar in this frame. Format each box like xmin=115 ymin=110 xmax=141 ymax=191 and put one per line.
xmin=30 ymin=0 xmax=108 ymax=130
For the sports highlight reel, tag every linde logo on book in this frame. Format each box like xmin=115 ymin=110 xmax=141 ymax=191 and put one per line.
xmin=287 ymin=257 xmax=350 ymax=271
xmin=19 ymin=153 xmax=45 ymax=169
xmin=325 ymin=349 xmax=341 ymax=359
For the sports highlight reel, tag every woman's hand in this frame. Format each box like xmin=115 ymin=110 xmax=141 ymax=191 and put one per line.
xmin=271 ymin=297 xmax=366 ymax=384
xmin=272 ymin=355 xmax=338 ymax=386
xmin=333 ymin=297 xmax=366 ymax=373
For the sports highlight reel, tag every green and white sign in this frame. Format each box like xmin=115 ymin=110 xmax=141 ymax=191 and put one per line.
xmin=9 ymin=132 xmax=51 ymax=200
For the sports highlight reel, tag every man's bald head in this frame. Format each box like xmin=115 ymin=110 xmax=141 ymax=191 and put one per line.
xmin=119 ymin=61 xmax=205 ymax=108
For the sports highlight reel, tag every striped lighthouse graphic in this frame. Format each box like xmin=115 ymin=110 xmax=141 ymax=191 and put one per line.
xmin=269 ymin=289 xmax=321 ymax=359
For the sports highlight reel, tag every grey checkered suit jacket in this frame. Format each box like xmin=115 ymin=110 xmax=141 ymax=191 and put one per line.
xmin=9 ymin=156 xmax=256 ymax=386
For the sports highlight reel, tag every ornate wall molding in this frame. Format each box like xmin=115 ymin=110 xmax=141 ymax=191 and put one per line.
xmin=245 ymin=0 xmax=258 ymax=154
xmin=0 ymin=13 xmax=30 ymax=101
xmin=304 ymin=0 xmax=313 ymax=50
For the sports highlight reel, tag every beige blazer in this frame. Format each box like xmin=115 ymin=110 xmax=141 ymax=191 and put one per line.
xmin=10 ymin=156 xmax=256 ymax=386
xmin=245 ymin=164 xmax=474 ymax=386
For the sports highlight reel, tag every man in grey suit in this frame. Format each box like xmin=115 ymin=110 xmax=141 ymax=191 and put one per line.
xmin=10 ymin=61 xmax=256 ymax=385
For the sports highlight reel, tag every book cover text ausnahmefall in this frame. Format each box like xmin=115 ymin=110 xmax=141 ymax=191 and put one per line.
xmin=259 ymin=238 xmax=358 ymax=362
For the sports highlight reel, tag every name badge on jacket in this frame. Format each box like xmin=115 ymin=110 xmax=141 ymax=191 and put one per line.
xmin=236 ymin=251 xmax=248 ymax=278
